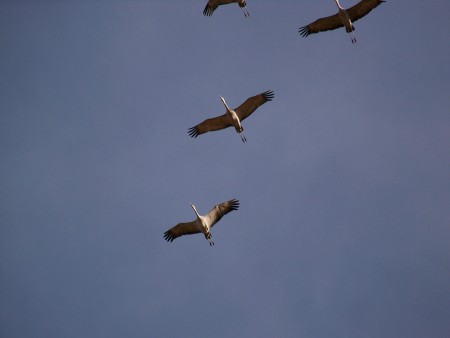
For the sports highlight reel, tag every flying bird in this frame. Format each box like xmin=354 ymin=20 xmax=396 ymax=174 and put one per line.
xmin=203 ymin=0 xmax=250 ymax=17
xmin=299 ymin=0 xmax=385 ymax=44
xmin=188 ymin=90 xmax=274 ymax=143
xmin=164 ymin=199 xmax=240 ymax=246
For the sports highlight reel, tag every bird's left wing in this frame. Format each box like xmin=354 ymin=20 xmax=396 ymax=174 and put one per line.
xmin=347 ymin=0 xmax=385 ymax=23
xmin=206 ymin=199 xmax=240 ymax=229
xmin=203 ymin=0 xmax=236 ymax=16
xmin=188 ymin=114 xmax=231 ymax=138
xmin=299 ymin=13 xmax=343 ymax=37
xmin=163 ymin=221 xmax=200 ymax=242
xmin=203 ymin=1 xmax=218 ymax=17
xmin=235 ymin=90 xmax=274 ymax=121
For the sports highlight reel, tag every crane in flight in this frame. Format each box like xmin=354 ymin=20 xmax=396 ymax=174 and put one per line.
xmin=299 ymin=0 xmax=385 ymax=44
xmin=188 ymin=90 xmax=274 ymax=143
xmin=203 ymin=0 xmax=250 ymax=17
xmin=163 ymin=199 xmax=240 ymax=246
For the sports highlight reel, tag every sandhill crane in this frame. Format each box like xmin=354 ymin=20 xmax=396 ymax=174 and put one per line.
xmin=299 ymin=0 xmax=385 ymax=44
xmin=203 ymin=0 xmax=250 ymax=17
xmin=163 ymin=199 xmax=240 ymax=246
xmin=188 ymin=90 xmax=274 ymax=143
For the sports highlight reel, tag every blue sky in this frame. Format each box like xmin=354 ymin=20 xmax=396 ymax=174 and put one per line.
xmin=1 ymin=1 xmax=449 ymax=337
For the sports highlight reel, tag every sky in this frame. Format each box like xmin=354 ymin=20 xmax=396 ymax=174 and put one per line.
xmin=1 ymin=1 xmax=450 ymax=337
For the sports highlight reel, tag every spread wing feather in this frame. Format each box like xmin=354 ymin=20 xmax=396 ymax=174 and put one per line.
xmin=205 ymin=199 xmax=240 ymax=229
xmin=347 ymin=0 xmax=385 ymax=23
xmin=163 ymin=221 xmax=200 ymax=242
xmin=203 ymin=0 xmax=237 ymax=16
xmin=235 ymin=90 xmax=274 ymax=121
xmin=299 ymin=14 xmax=342 ymax=37
xmin=188 ymin=114 xmax=231 ymax=138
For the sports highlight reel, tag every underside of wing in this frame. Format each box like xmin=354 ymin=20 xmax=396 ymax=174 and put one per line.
xmin=163 ymin=221 xmax=200 ymax=242
xmin=188 ymin=114 xmax=231 ymax=138
xmin=299 ymin=13 xmax=342 ymax=37
xmin=347 ymin=0 xmax=385 ymax=23
xmin=206 ymin=199 xmax=240 ymax=229
xmin=203 ymin=0 xmax=236 ymax=16
xmin=235 ymin=90 xmax=274 ymax=121
xmin=203 ymin=3 xmax=217 ymax=16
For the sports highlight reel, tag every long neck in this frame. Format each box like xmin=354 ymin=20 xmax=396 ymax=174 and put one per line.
xmin=191 ymin=204 xmax=200 ymax=218
xmin=221 ymin=98 xmax=232 ymax=112
xmin=334 ymin=0 xmax=343 ymax=10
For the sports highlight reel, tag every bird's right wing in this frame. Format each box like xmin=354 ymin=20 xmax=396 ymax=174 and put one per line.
xmin=299 ymin=13 xmax=342 ymax=37
xmin=188 ymin=114 xmax=231 ymax=138
xmin=163 ymin=221 xmax=200 ymax=242
xmin=234 ymin=90 xmax=274 ymax=121
xmin=206 ymin=199 xmax=240 ymax=229
xmin=347 ymin=0 xmax=385 ymax=23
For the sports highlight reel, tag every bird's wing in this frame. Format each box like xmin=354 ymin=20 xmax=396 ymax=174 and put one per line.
xmin=299 ymin=13 xmax=342 ymax=37
xmin=188 ymin=114 xmax=231 ymax=138
xmin=203 ymin=0 xmax=237 ymax=16
xmin=234 ymin=90 xmax=274 ymax=121
xmin=163 ymin=221 xmax=200 ymax=242
xmin=238 ymin=0 xmax=247 ymax=9
xmin=205 ymin=199 xmax=240 ymax=229
xmin=347 ymin=0 xmax=385 ymax=23
xmin=203 ymin=1 xmax=217 ymax=16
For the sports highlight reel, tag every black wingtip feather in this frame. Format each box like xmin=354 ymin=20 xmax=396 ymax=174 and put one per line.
xmin=298 ymin=26 xmax=310 ymax=37
xmin=203 ymin=5 xmax=213 ymax=16
xmin=263 ymin=90 xmax=275 ymax=102
xmin=163 ymin=230 xmax=174 ymax=242
xmin=188 ymin=126 xmax=199 ymax=138
xmin=229 ymin=199 xmax=240 ymax=211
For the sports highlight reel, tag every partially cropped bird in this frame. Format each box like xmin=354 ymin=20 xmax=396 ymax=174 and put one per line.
xmin=164 ymin=199 xmax=240 ymax=246
xmin=299 ymin=0 xmax=385 ymax=44
xmin=203 ymin=0 xmax=250 ymax=17
xmin=188 ymin=90 xmax=274 ymax=143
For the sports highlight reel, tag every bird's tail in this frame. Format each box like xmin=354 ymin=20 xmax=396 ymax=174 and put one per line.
xmin=345 ymin=24 xmax=355 ymax=33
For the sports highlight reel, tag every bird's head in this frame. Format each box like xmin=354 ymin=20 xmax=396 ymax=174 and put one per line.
xmin=190 ymin=203 xmax=200 ymax=217
xmin=219 ymin=96 xmax=229 ymax=109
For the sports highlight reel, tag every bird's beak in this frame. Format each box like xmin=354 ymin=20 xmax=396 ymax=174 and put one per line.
xmin=220 ymin=96 xmax=228 ymax=108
